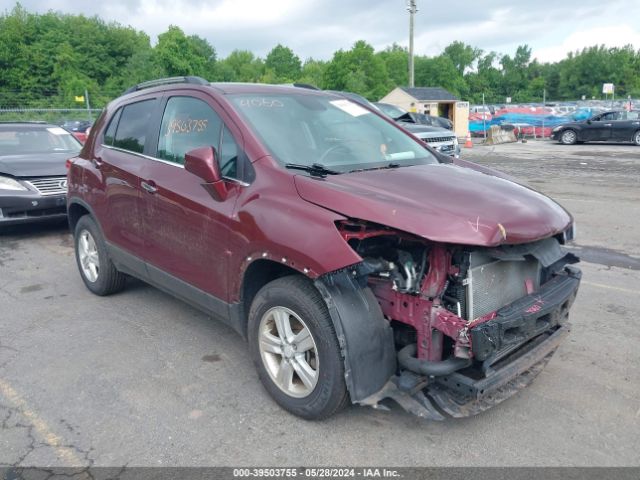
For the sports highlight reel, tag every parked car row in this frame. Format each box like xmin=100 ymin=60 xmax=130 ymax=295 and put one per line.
xmin=62 ymin=120 xmax=93 ymax=143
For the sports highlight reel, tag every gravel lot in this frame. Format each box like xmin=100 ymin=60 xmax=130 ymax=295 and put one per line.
xmin=1 ymin=139 xmax=639 ymax=467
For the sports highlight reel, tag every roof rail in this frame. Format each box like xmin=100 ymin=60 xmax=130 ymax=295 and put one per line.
xmin=0 ymin=120 xmax=48 ymax=124
xmin=123 ymin=76 xmax=209 ymax=95
xmin=291 ymin=83 xmax=320 ymax=90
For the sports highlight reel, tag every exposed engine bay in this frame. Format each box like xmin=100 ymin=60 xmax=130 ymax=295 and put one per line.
xmin=329 ymin=219 xmax=581 ymax=419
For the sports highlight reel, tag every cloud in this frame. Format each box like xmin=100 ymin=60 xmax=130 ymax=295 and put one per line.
xmin=533 ymin=25 xmax=640 ymax=62
xmin=6 ymin=0 xmax=640 ymax=60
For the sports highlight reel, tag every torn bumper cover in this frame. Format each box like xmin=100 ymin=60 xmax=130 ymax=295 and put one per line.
xmin=428 ymin=324 xmax=569 ymax=417
xmin=361 ymin=266 xmax=581 ymax=420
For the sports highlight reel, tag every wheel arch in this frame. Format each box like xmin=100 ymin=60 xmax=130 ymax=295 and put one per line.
xmin=67 ymin=201 xmax=90 ymax=233
xmin=239 ymin=260 xmax=397 ymax=403
xmin=239 ymin=259 xmax=302 ymax=337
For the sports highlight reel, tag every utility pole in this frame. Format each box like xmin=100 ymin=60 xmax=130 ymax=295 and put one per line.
xmin=407 ymin=0 xmax=418 ymax=88
xmin=482 ymin=93 xmax=487 ymax=141
xmin=84 ymin=88 xmax=91 ymax=121
xmin=542 ymin=88 xmax=546 ymax=139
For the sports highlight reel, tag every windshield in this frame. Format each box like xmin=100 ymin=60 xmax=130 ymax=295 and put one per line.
xmin=230 ymin=94 xmax=437 ymax=172
xmin=0 ymin=126 xmax=82 ymax=155
xmin=375 ymin=103 xmax=408 ymax=120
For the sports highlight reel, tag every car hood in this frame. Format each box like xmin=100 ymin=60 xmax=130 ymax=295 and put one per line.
xmin=0 ymin=152 xmax=71 ymax=177
xmin=294 ymin=163 xmax=571 ymax=247
xmin=402 ymin=123 xmax=453 ymax=135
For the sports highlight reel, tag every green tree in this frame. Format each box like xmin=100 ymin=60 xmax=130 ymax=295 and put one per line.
xmin=323 ymin=40 xmax=392 ymax=100
xmin=298 ymin=59 xmax=327 ymax=89
xmin=154 ymin=25 xmax=216 ymax=78
xmin=2 ymin=3 xmax=640 ymax=109
xmin=376 ymin=43 xmax=408 ymax=87
xmin=443 ymin=41 xmax=482 ymax=75
xmin=414 ymin=55 xmax=468 ymax=98
xmin=264 ymin=44 xmax=301 ymax=82
xmin=216 ymin=49 xmax=264 ymax=82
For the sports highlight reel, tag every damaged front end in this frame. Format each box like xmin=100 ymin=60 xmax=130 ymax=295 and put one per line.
xmin=316 ymin=220 xmax=581 ymax=420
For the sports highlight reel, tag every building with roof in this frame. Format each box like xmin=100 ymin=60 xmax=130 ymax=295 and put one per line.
xmin=379 ymin=87 xmax=469 ymax=138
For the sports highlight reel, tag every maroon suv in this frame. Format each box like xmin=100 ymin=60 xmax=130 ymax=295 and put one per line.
xmin=67 ymin=77 xmax=581 ymax=420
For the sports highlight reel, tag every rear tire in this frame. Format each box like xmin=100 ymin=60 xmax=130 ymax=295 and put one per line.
xmin=633 ymin=130 xmax=640 ymax=146
xmin=248 ymin=275 xmax=349 ymax=420
xmin=560 ymin=129 xmax=578 ymax=145
xmin=74 ymin=215 xmax=126 ymax=296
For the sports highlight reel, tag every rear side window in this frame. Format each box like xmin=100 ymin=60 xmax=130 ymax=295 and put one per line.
xmin=113 ymin=99 xmax=156 ymax=154
xmin=600 ymin=112 xmax=621 ymax=121
xmin=157 ymin=97 xmax=222 ymax=165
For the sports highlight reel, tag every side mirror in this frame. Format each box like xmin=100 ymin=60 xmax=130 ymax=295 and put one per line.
xmin=184 ymin=146 xmax=227 ymax=199
xmin=586 ymin=119 xmax=592 ymax=124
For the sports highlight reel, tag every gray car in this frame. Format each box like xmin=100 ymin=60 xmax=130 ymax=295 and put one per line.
xmin=0 ymin=122 xmax=81 ymax=226
xmin=329 ymin=93 xmax=460 ymax=158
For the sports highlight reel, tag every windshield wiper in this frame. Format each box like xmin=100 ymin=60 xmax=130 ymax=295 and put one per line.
xmin=285 ymin=163 xmax=341 ymax=177
xmin=349 ymin=162 xmax=404 ymax=173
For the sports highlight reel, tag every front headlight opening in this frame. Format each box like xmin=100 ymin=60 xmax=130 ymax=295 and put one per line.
xmin=0 ymin=176 xmax=28 ymax=191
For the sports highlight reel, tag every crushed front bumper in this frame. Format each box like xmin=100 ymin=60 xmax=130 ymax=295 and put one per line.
xmin=427 ymin=324 xmax=569 ymax=417
xmin=361 ymin=266 xmax=580 ymax=420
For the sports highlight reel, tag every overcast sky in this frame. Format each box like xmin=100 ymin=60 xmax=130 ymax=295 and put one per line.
xmin=5 ymin=0 xmax=640 ymax=62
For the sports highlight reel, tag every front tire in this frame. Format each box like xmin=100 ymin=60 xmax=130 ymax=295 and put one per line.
xmin=248 ymin=275 xmax=349 ymax=420
xmin=74 ymin=215 xmax=126 ymax=296
xmin=560 ymin=129 xmax=578 ymax=145
xmin=633 ymin=130 xmax=640 ymax=146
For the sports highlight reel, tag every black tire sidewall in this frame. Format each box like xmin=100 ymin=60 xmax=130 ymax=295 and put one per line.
xmin=248 ymin=276 xmax=348 ymax=420
xmin=74 ymin=216 xmax=116 ymax=295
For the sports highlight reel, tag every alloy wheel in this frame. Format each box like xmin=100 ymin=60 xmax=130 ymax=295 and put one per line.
xmin=78 ymin=229 xmax=100 ymax=282
xmin=562 ymin=130 xmax=576 ymax=144
xmin=258 ymin=306 xmax=319 ymax=398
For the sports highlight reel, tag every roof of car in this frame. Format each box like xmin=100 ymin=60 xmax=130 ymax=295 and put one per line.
xmin=118 ymin=79 xmax=335 ymax=103
xmin=0 ymin=121 xmax=59 ymax=129
xmin=208 ymin=82 xmax=330 ymax=96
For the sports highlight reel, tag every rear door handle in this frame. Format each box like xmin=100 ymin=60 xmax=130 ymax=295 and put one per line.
xmin=604 ymin=123 xmax=612 ymax=127
xmin=141 ymin=180 xmax=158 ymax=194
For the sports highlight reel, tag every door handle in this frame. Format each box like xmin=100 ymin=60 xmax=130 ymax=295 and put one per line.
xmin=141 ymin=180 xmax=158 ymax=194
xmin=604 ymin=123 xmax=612 ymax=127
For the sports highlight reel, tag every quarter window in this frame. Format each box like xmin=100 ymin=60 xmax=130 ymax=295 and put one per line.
xmin=113 ymin=100 xmax=156 ymax=154
xmin=157 ymin=97 xmax=222 ymax=165
xmin=220 ymin=125 xmax=239 ymax=178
